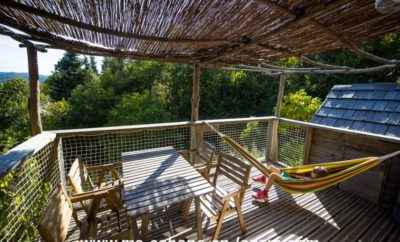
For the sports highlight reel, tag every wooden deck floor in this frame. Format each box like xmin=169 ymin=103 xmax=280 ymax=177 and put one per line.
xmin=66 ymin=170 xmax=400 ymax=242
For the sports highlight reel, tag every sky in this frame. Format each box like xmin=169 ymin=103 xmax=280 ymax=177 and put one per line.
xmin=0 ymin=35 xmax=102 ymax=75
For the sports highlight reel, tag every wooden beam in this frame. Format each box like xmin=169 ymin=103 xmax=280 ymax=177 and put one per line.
xmin=27 ymin=47 xmax=43 ymax=135
xmin=225 ymin=63 xmax=397 ymax=75
xmin=190 ymin=64 xmax=201 ymax=163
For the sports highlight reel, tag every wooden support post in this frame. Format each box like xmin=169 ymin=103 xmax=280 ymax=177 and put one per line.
xmin=267 ymin=74 xmax=286 ymax=162
xmin=303 ymin=127 xmax=314 ymax=164
xmin=27 ymin=47 xmax=43 ymax=135
xmin=190 ymin=64 xmax=201 ymax=163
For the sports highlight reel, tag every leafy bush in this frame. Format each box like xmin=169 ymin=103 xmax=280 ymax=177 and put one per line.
xmin=0 ymin=79 xmax=30 ymax=153
xmin=280 ymin=89 xmax=321 ymax=121
xmin=0 ymin=158 xmax=50 ymax=241
xmin=107 ymin=90 xmax=173 ymax=125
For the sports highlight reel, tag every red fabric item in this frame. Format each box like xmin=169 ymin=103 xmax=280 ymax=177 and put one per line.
xmin=252 ymin=189 xmax=269 ymax=203
xmin=252 ymin=174 xmax=267 ymax=184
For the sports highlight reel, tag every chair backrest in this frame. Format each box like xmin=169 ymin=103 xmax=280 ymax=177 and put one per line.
xmin=38 ymin=184 xmax=72 ymax=242
xmin=68 ymin=158 xmax=89 ymax=193
xmin=197 ymin=141 xmax=216 ymax=164
xmin=214 ymin=153 xmax=251 ymax=188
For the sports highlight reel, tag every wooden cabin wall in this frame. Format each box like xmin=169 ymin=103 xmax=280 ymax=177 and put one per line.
xmin=306 ymin=128 xmax=400 ymax=209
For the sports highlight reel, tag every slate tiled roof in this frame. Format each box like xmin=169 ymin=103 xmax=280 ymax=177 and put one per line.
xmin=311 ymin=83 xmax=400 ymax=138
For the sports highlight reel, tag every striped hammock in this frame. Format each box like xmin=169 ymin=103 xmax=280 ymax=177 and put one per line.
xmin=204 ymin=122 xmax=400 ymax=194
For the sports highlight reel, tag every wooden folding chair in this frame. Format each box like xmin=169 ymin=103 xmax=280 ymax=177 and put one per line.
xmin=199 ymin=153 xmax=252 ymax=240
xmin=179 ymin=141 xmax=217 ymax=178
xmin=67 ymin=158 xmax=123 ymax=225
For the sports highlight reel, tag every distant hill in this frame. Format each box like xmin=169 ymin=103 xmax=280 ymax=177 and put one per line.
xmin=0 ymin=72 xmax=48 ymax=83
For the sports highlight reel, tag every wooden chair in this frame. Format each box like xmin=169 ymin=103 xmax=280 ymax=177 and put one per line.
xmin=38 ymin=183 xmax=130 ymax=242
xmin=179 ymin=141 xmax=217 ymax=178
xmin=38 ymin=184 xmax=74 ymax=242
xmin=67 ymin=158 xmax=123 ymax=225
xmin=199 ymin=153 xmax=252 ymax=240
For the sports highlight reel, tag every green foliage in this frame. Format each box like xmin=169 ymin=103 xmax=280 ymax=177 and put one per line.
xmin=0 ymin=158 xmax=50 ymax=241
xmin=0 ymin=79 xmax=30 ymax=153
xmin=280 ymin=89 xmax=322 ymax=121
xmin=101 ymin=58 xmax=164 ymax=96
xmin=68 ymin=77 xmax=114 ymax=128
xmin=279 ymin=141 xmax=304 ymax=166
xmin=107 ymin=90 xmax=173 ymax=125
xmin=42 ymin=99 xmax=71 ymax=130
xmin=46 ymin=52 xmax=96 ymax=101
xmin=240 ymin=121 xmax=265 ymax=158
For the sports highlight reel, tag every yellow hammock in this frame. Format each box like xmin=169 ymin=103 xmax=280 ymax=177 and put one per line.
xmin=204 ymin=122 xmax=400 ymax=194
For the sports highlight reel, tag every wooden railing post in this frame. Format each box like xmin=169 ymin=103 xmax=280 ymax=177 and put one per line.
xmin=266 ymin=119 xmax=279 ymax=162
xmin=190 ymin=64 xmax=201 ymax=163
xmin=27 ymin=46 xmax=43 ymax=135
xmin=303 ymin=127 xmax=314 ymax=164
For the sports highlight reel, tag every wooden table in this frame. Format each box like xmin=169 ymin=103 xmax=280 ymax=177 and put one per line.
xmin=122 ymin=146 xmax=214 ymax=240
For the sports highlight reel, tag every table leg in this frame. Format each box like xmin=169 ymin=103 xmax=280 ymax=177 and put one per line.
xmin=127 ymin=215 xmax=140 ymax=240
xmin=141 ymin=212 xmax=150 ymax=241
xmin=195 ymin=196 xmax=203 ymax=240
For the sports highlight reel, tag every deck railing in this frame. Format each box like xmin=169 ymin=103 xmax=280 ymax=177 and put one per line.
xmin=1 ymin=116 xmax=399 ymax=241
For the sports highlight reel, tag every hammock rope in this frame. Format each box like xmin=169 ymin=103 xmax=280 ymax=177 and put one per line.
xmin=204 ymin=122 xmax=400 ymax=194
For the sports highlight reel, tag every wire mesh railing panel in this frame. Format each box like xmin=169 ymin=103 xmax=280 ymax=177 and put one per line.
xmin=204 ymin=121 xmax=269 ymax=161
xmin=278 ymin=122 xmax=306 ymax=166
xmin=0 ymin=141 xmax=60 ymax=242
xmin=61 ymin=126 xmax=190 ymax=172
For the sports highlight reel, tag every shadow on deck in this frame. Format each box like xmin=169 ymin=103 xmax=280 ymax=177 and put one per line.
xmin=66 ymin=170 xmax=400 ymax=242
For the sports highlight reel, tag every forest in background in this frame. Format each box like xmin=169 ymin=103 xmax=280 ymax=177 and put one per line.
xmin=1 ymin=34 xmax=400 ymax=153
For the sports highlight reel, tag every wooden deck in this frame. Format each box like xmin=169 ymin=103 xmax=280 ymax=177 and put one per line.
xmin=66 ymin=170 xmax=400 ymax=242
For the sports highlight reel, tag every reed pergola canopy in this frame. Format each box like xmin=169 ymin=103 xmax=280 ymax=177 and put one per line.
xmin=1 ymin=0 xmax=400 ymax=67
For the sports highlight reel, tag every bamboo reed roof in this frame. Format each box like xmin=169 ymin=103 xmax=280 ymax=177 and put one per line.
xmin=0 ymin=0 xmax=400 ymax=65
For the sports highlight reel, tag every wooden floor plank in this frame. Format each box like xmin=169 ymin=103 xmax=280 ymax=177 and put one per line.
xmin=330 ymin=203 xmax=383 ymax=242
xmin=275 ymin=189 xmax=354 ymax=241
xmin=251 ymin=189 xmax=343 ymax=241
xmin=65 ymin=170 xmax=400 ymax=242
xmin=307 ymin=199 xmax=373 ymax=241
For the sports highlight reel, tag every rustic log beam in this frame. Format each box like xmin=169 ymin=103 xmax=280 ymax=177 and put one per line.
xmin=0 ymin=25 xmax=47 ymax=52
xmin=190 ymin=64 xmax=201 ymax=163
xmin=0 ymin=0 xmax=228 ymax=45
xmin=300 ymin=56 xmax=351 ymax=69
xmin=228 ymin=63 xmax=397 ymax=75
xmin=27 ymin=47 xmax=43 ymax=135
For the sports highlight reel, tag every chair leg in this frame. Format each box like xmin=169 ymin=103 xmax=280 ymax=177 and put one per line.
xmin=180 ymin=198 xmax=193 ymax=223
xmin=234 ymin=195 xmax=247 ymax=234
xmin=195 ymin=197 xmax=203 ymax=240
xmin=127 ymin=215 xmax=140 ymax=240
xmin=116 ymin=210 xmax=121 ymax=231
xmin=212 ymin=205 xmax=228 ymax=241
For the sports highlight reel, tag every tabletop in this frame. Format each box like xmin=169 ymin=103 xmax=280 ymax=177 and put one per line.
xmin=121 ymin=146 xmax=214 ymax=217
